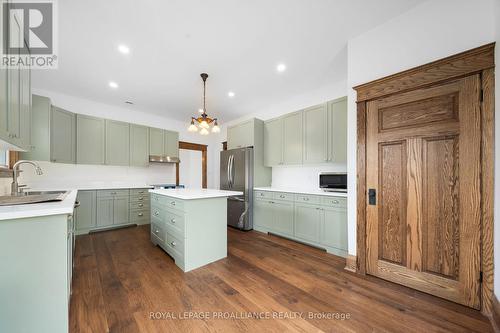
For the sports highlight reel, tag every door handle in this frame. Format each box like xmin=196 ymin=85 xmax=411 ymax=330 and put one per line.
xmin=230 ymin=155 xmax=235 ymax=187
xmin=368 ymin=189 xmax=376 ymax=205
xmin=227 ymin=155 xmax=232 ymax=188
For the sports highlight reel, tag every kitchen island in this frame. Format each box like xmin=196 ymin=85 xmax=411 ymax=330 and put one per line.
xmin=149 ymin=188 xmax=242 ymax=272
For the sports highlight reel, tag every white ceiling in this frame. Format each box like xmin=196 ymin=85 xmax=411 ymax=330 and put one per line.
xmin=32 ymin=0 xmax=421 ymax=123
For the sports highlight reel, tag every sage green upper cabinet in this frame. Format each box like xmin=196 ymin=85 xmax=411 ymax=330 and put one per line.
xmin=164 ymin=130 xmax=179 ymax=158
xmin=303 ymin=104 xmax=327 ymax=164
xmin=227 ymin=119 xmax=254 ymax=149
xmin=18 ymin=52 xmax=31 ymax=150
xmin=6 ymin=11 xmax=21 ymax=145
xmin=21 ymin=95 xmax=50 ymax=161
xmin=130 ymin=124 xmax=149 ymax=167
xmin=77 ymin=115 xmax=105 ymax=165
xmin=0 ymin=0 xmax=7 ymax=142
xmin=149 ymin=127 xmax=164 ymax=156
xmin=282 ymin=111 xmax=303 ymax=164
xmin=105 ymin=120 xmax=130 ymax=166
xmin=264 ymin=118 xmax=283 ymax=166
xmin=50 ymin=107 xmax=76 ymax=164
xmin=327 ymin=97 xmax=347 ymax=163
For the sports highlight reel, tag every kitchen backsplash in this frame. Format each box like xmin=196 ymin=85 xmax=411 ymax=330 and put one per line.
xmin=17 ymin=161 xmax=176 ymax=189
xmin=271 ymin=164 xmax=347 ymax=190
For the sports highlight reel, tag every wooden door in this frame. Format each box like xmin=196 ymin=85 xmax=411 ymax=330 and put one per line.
xmin=366 ymin=75 xmax=481 ymax=309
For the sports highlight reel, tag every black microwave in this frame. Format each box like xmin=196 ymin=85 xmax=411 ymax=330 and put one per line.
xmin=319 ymin=172 xmax=347 ymax=192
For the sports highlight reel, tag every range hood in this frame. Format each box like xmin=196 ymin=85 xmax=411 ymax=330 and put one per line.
xmin=149 ymin=155 xmax=180 ymax=163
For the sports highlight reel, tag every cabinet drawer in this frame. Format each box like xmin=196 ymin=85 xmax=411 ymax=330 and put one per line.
xmin=130 ymin=195 xmax=150 ymax=204
xmin=295 ymin=194 xmax=321 ymax=205
xmin=130 ymin=200 xmax=150 ymax=210
xmin=151 ymin=222 xmax=165 ymax=243
xmin=130 ymin=209 xmax=150 ymax=223
xmin=321 ymin=196 xmax=347 ymax=208
xmin=164 ymin=197 xmax=184 ymax=211
xmin=273 ymin=192 xmax=294 ymax=202
xmin=151 ymin=206 xmax=165 ymax=220
xmin=130 ymin=188 xmax=150 ymax=196
xmin=164 ymin=209 xmax=185 ymax=237
xmin=151 ymin=193 xmax=167 ymax=205
xmin=254 ymin=191 xmax=273 ymax=199
xmin=97 ymin=189 xmax=129 ymax=198
xmin=166 ymin=232 xmax=184 ymax=258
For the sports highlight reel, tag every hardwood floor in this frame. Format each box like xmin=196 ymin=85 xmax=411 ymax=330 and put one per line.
xmin=70 ymin=225 xmax=493 ymax=333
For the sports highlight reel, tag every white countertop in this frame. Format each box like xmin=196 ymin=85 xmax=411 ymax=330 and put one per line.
xmin=149 ymin=188 xmax=243 ymax=200
xmin=28 ymin=183 xmax=153 ymax=191
xmin=254 ymin=187 xmax=348 ymax=197
xmin=0 ymin=190 xmax=78 ymax=221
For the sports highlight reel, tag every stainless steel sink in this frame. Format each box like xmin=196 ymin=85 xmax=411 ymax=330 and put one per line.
xmin=0 ymin=190 xmax=70 ymax=206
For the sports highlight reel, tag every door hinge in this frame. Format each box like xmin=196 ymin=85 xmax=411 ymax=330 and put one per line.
xmin=480 ymin=271 xmax=483 ymax=283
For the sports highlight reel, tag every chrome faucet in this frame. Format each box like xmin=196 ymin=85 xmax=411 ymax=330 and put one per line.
xmin=11 ymin=160 xmax=43 ymax=196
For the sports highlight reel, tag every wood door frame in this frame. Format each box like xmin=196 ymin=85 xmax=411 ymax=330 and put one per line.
xmin=176 ymin=141 xmax=208 ymax=188
xmin=354 ymin=43 xmax=495 ymax=315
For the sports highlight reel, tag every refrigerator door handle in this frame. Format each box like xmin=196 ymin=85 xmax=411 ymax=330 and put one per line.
xmin=227 ymin=155 xmax=232 ymax=188
xmin=228 ymin=196 xmax=245 ymax=202
xmin=230 ymin=155 xmax=235 ymax=188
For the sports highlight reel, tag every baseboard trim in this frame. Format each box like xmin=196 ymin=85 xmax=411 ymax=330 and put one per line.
xmin=344 ymin=254 xmax=357 ymax=273
xmin=490 ymin=294 xmax=500 ymax=333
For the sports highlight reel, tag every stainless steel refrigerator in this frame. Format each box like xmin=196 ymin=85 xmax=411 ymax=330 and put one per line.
xmin=220 ymin=147 xmax=254 ymax=230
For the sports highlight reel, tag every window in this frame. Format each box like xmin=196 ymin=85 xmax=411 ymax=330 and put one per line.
xmin=0 ymin=149 xmax=8 ymax=167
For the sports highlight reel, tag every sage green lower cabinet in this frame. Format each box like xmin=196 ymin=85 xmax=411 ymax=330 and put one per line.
xmin=50 ymin=107 xmax=76 ymax=163
xmin=77 ymin=114 xmax=105 ymax=165
xmin=150 ymin=192 xmax=228 ymax=272
xmin=105 ymin=120 xmax=130 ymax=166
xmin=130 ymin=124 xmax=149 ymax=167
xmin=253 ymin=190 xmax=347 ymax=257
xmin=282 ymin=111 xmax=303 ymax=164
xmin=96 ymin=190 xmax=130 ymax=228
xmin=75 ymin=190 xmax=97 ymax=233
xmin=20 ymin=95 xmax=51 ymax=161
xmin=294 ymin=203 xmax=321 ymax=243
xmin=0 ymin=213 xmax=73 ymax=333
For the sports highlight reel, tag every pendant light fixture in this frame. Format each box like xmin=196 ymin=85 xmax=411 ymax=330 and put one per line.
xmin=188 ymin=73 xmax=220 ymax=135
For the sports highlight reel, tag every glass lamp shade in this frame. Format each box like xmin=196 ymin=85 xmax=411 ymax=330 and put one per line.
xmin=211 ymin=124 xmax=220 ymax=133
xmin=200 ymin=127 xmax=209 ymax=135
xmin=188 ymin=123 xmax=198 ymax=132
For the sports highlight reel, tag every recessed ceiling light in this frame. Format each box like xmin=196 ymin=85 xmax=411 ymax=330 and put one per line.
xmin=125 ymin=101 xmax=134 ymax=105
xmin=118 ymin=44 xmax=130 ymax=54
xmin=109 ymin=81 xmax=119 ymax=89
xmin=228 ymin=91 xmax=235 ymax=98
xmin=277 ymin=63 xmax=286 ymax=72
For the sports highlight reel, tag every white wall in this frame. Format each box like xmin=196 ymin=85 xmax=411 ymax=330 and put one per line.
xmin=220 ymin=80 xmax=348 ymax=191
xmin=494 ymin=0 xmax=500 ymax=299
xmin=346 ymin=0 xmax=496 ymax=255
xmin=15 ymin=89 xmax=221 ymax=190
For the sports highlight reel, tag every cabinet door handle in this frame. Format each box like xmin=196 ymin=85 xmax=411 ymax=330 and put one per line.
xmin=170 ymin=241 xmax=176 ymax=247
xmin=139 ymin=203 xmax=143 ymax=207
xmin=170 ymin=201 xmax=176 ymax=206
xmin=155 ymin=229 xmax=159 ymax=234
xmin=154 ymin=211 xmax=159 ymax=216
xmin=333 ymin=200 xmax=339 ymax=204
xmin=171 ymin=218 xmax=176 ymax=224
xmin=138 ymin=191 xmax=144 ymax=194
xmin=303 ymin=197 xmax=309 ymax=201
xmin=279 ymin=195 xmax=285 ymax=198
xmin=138 ymin=197 xmax=144 ymax=201
xmin=138 ymin=213 xmax=143 ymax=217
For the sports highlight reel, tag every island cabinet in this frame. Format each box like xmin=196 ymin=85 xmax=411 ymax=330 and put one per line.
xmin=150 ymin=191 xmax=232 ymax=272
xmin=253 ymin=190 xmax=347 ymax=257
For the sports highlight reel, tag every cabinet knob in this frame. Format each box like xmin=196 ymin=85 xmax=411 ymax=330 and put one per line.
xmin=138 ymin=213 xmax=143 ymax=217
xmin=170 ymin=241 xmax=176 ymax=247
xmin=155 ymin=229 xmax=159 ymax=234
xmin=170 ymin=201 xmax=176 ymax=206
xmin=139 ymin=203 xmax=143 ymax=207
xmin=138 ymin=197 xmax=144 ymax=201
xmin=139 ymin=191 xmax=144 ymax=194
xmin=171 ymin=218 xmax=176 ymax=224
xmin=333 ymin=200 xmax=339 ymax=204
xmin=280 ymin=195 xmax=285 ymax=198
xmin=154 ymin=211 xmax=159 ymax=216
xmin=304 ymin=198 xmax=309 ymax=201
